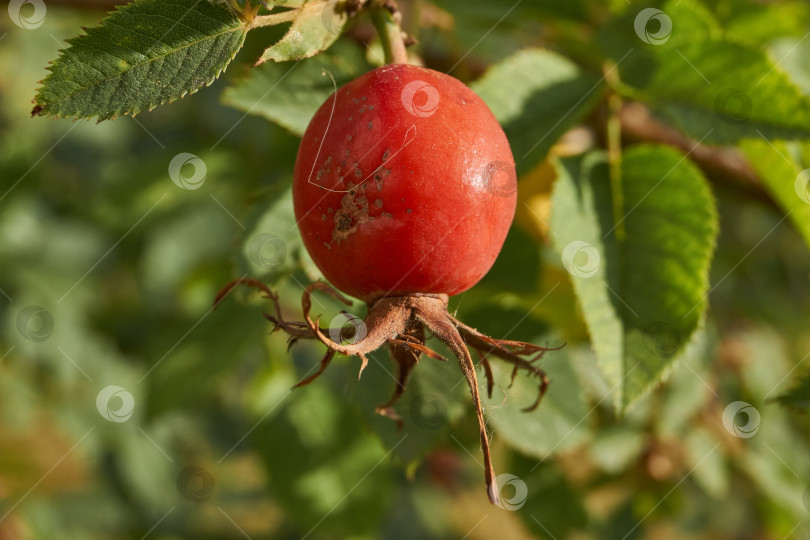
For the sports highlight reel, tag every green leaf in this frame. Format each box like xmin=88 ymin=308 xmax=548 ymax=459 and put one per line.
xmin=256 ymin=0 xmax=346 ymax=64
xmin=222 ymin=41 xmax=370 ymax=136
xmin=721 ymin=0 xmax=810 ymax=46
xmin=481 ymin=335 xmax=588 ymax=458
xmin=550 ymin=146 xmax=718 ymax=412
xmin=739 ymin=138 xmax=810 ymax=251
xmin=588 ymin=425 xmax=645 ymax=474
xmin=476 ymin=225 xmax=542 ymax=294
xmin=470 ymin=49 xmax=603 ymax=175
xmin=684 ymin=428 xmax=728 ymax=498
xmin=238 ymin=186 xmax=323 ymax=283
xmin=661 ymin=0 xmax=722 ymax=46
xmin=638 ymin=39 xmax=810 ymax=144
xmin=353 ymin=347 xmax=470 ymax=466
xmin=32 ymin=0 xmax=248 ymax=121
xmin=775 ymin=372 xmax=810 ymax=411
xmin=768 ymin=36 xmax=810 ymax=95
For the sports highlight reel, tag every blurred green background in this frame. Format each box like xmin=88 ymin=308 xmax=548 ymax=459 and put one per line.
xmin=2 ymin=0 xmax=810 ymax=538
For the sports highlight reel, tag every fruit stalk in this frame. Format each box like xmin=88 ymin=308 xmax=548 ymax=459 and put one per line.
xmin=371 ymin=1 xmax=409 ymax=64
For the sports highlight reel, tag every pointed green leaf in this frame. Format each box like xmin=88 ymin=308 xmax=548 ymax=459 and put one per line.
xmin=470 ymin=49 xmax=603 ymax=175
xmin=256 ymin=0 xmax=346 ymax=64
xmin=222 ymin=41 xmax=370 ymax=136
xmin=33 ymin=0 xmax=248 ymax=121
xmin=550 ymin=146 xmax=718 ymax=412
xmin=739 ymin=138 xmax=810 ymax=251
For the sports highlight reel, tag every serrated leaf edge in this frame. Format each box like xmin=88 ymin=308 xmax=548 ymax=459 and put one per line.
xmin=32 ymin=1 xmax=249 ymax=121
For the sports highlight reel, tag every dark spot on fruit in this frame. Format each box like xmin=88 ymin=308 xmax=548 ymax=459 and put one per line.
xmin=361 ymin=96 xmax=367 ymax=101
xmin=374 ymin=198 xmax=383 ymax=208
xmin=335 ymin=212 xmax=352 ymax=231
xmin=374 ymin=173 xmax=383 ymax=191
xmin=368 ymin=122 xmax=373 ymax=130
xmin=382 ymin=212 xmax=393 ymax=219
xmin=355 ymin=169 xmax=362 ymax=178
xmin=328 ymin=207 xmax=334 ymax=213
xmin=345 ymin=150 xmax=350 ymax=157
xmin=369 ymin=105 xmax=375 ymax=111
xmin=359 ymin=106 xmax=366 ymax=113
xmin=382 ymin=148 xmax=390 ymax=161
xmin=331 ymin=183 xmax=372 ymax=243
xmin=406 ymin=208 xmax=412 ymax=213
xmin=321 ymin=214 xmax=327 ymax=220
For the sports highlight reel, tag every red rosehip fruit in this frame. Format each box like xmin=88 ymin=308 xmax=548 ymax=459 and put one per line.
xmin=293 ymin=63 xmax=517 ymax=302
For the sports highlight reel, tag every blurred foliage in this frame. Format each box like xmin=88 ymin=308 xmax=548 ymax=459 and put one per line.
xmin=2 ymin=0 xmax=810 ymax=539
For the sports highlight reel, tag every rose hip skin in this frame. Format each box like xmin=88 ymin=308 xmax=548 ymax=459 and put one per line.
xmin=293 ymin=64 xmax=516 ymax=302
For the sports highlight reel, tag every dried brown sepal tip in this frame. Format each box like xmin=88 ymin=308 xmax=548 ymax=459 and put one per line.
xmin=214 ymin=278 xmax=562 ymax=505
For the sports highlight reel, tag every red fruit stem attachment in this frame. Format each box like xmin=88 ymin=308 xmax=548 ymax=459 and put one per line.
xmin=371 ymin=1 xmax=409 ymax=65
xmin=215 ymin=278 xmax=563 ymax=506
